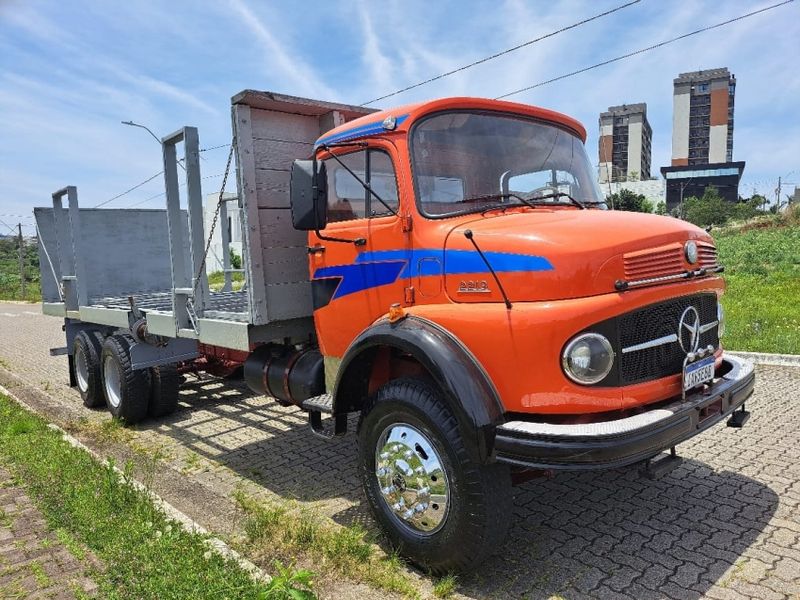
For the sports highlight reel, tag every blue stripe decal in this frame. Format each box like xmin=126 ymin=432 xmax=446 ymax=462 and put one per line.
xmin=312 ymin=248 xmax=552 ymax=301
xmin=315 ymin=114 xmax=409 ymax=149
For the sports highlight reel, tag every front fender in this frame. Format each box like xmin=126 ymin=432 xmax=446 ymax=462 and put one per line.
xmin=333 ymin=315 xmax=504 ymax=463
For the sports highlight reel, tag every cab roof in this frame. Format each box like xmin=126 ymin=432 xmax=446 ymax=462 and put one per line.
xmin=314 ymin=97 xmax=587 ymax=149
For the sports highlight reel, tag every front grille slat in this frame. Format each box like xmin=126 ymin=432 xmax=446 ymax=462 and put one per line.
xmin=623 ymin=242 xmax=719 ymax=282
xmin=616 ymin=293 xmax=719 ymax=385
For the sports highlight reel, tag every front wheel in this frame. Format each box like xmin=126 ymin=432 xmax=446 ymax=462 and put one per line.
xmin=358 ymin=378 xmax=512 ymax=574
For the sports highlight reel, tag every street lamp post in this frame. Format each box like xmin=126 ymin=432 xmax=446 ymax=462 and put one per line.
xmin=121 ymin=120 xmax=186 ymax=171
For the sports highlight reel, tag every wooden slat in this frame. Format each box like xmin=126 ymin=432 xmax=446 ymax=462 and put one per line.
xmin=250 ymin=108 xmax=321 ymax=142
xmin=258 ymin=208 xmax=307 ymax=247
xmin=253 ymin=138 xmax=313 ymax=170
xmin=255 ymin=168 xmax=291 ymax=208
xmin=262 ymin=246 xmax=310 ymax=283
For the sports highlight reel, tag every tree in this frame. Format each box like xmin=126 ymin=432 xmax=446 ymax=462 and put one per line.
xmin=683 ymin=185 xmax=730 ymax=228
xmin=654 ymin=201 xmax=667 ymax=215
xmin=608 ymin=188 xmax=651 ymax=212
xmin=229 ymin=248 xmax=242 ymax=270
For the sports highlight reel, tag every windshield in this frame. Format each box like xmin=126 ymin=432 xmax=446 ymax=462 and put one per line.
xmin=411 ymin=111 xmax=605 ymax=217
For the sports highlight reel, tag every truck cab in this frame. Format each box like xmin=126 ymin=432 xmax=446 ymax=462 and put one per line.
xmin=288 ymin=97 xmax=754 ymax=572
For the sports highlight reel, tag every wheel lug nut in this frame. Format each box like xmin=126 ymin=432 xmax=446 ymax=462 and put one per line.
xmin=380 ymin=452 xmax=390 ymax=460
xmin=402 ymin=509 xmax=415 ymax=520
xmin=403 ymin=450 xmax=414 ymax=460
xmin=415 ymin=503 xmax=428 ymax=513
xmin=415 ymin=466 xmax=425 ymax=475
xmin=376 ymin=467 xmax=390 ymax=477
xmin=417 ymin=486 xmax=430 ymax=497
xmin=381 ymin=485 xmax=395 ymax=495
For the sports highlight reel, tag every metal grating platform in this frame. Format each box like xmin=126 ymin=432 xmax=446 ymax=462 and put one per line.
xmin=88 ymin=290 xmax=249 ymax=322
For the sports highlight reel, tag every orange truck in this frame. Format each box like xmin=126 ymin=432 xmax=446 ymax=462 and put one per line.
xmin=35 ymin=90 xmax=754 ymax=574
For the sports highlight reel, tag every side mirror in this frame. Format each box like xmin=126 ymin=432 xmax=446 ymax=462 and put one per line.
xmin=290 ymin=160 xmax=327 ymax=230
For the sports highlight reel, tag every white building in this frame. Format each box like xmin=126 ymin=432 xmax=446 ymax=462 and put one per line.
xmin=599 ymin=179 xmax=666 ymax=207
xmin=203 ymin=192 xmax=243 ymax=274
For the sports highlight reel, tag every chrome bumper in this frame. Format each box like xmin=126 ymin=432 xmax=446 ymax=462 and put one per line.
xmin=494 ymin=356 xmax=755 ymax=470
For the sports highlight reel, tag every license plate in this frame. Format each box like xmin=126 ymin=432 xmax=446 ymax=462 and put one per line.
xmin=683 ymin=355 xmax=715 ymax=391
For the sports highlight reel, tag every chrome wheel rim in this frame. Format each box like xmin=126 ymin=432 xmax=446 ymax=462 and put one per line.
xmin=75 ymin=346 xmax=89 ymax=393
xmin=103 ymin=355 xmax=122 ymax=409
xmin=375 ymin=423 xmax=450 ymax=535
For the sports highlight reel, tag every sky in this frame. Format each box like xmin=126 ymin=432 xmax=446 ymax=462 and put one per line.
xmin=1 ymin=0 xmax=798 ymax=235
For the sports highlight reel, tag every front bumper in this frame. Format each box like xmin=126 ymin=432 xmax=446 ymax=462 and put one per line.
xmin=494 ymin=356 xmax=755 ymax=470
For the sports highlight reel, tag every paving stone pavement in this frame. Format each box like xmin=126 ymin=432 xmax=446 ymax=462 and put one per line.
xmin=0 ymin=467 xmax=99 ymax=599
xmin=1 ymin=302 xmax=800 ymax=599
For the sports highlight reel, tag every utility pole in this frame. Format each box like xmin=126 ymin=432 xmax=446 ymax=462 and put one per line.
xmin=776 ymin=176 xmax=782 ymax=211
xmin=17 ymin=223 xmax=26 ymax=299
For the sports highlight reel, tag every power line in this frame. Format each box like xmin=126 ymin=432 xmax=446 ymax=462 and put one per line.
xmin=91 ymin=143 xmax=229 ymax=209
xmin=126 ymin=172 xmax=227 ymax=208
xmin=93 ymin=170 xmax=164 ymax=208
xmin=496 ymin=0 xmax=794 ymax=99
xmin=0 ymin=218 xmax=17 ymax=235
xmin=360 ymin=0 xmax=642 ymax=106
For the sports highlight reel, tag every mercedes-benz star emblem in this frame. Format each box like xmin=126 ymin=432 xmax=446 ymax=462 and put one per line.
xmin=678 ymin=306 xmax=701 ymax=353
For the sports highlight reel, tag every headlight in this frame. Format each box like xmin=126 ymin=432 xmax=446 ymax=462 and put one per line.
xmin=561 ymin=333 xmax=615 ymax=385
xmin=717 ymin=302 xmax=725 ymax=338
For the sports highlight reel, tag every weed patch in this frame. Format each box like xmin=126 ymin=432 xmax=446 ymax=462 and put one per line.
xmin=716 ymin=223 xmax=800 ymax=353
xmin=234 ymin=491 xmax=419 ymax=598
xmin=0 ymin=393 xmax=274 ymax=599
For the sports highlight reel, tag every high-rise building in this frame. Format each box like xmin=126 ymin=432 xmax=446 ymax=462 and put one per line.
xmin=598 ymin=103 xmax=652 ymax=183
xmin=671 ymin=68 xmax=735 ymax=166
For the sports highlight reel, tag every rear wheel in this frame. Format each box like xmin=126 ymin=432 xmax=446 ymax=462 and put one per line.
xmin=101 ymin=335 xmax=149 ymax=425
xmin=358 ymin=378 xmax=512 ymax=574
xmin=72 ymin=330 xmax=105 ymax=408
xmin=148 ymin=364 xmax=180 ymax=418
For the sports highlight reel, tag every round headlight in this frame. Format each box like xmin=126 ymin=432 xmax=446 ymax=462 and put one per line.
xmin=717 ymin=301 xmax=725 ymax=338
xmin=685 ymin=241 xmax=698 ymax=264
xmin=562 ymin=333 xmax=615 ymax=385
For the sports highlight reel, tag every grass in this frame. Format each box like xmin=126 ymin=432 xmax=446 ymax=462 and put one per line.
xmin=208 ymin=270 xmax=246 ymax=292
xmin=433 ymin=574 xmax=457 ymax=598
xmin=234 ymin=491 xmax=420 ymax=598
xmin=716 ymin=220 xmax=800 ymax=354
xmin=0 ymin=392 xmax=283 ymax=599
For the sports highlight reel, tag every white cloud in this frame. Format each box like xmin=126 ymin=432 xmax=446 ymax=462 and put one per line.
xmin=226 ymin=0 xmax=336 ymax=99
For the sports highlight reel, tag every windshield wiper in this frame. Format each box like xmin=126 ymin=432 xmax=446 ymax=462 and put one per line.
xmin=460 ymin=192 xmax=538 ymax=213
xmin=528 ymin=191 xmax=586 ymax=209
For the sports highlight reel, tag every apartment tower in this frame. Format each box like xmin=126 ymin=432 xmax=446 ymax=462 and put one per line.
xmin=598 ymin=103 xmax=652 ymax=183
xmin=671 ymin=68 xmax=735 ymax=166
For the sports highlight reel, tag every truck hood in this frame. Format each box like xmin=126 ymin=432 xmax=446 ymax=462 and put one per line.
xmin=442 ymin=208 xmax=714 ymax=303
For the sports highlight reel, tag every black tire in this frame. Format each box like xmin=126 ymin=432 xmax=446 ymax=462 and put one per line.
xmin=148 ymin=364 xmax=180 ymax=418
xmin=72 ymin=330 xmax=106 ymax=408
xmin=358 ymin=378 xmax=513 ymax=574
xmin=100 ymin=335 xmax=150 ymax=425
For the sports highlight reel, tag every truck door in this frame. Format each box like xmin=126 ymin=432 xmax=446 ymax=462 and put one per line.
xmin=309 ymin=145 xmax=405 ymax=360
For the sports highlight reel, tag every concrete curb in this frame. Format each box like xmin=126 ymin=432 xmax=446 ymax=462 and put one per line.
xmin=727 ymin=351 xmax=800 ymax=368
xmin=0 ymin=383 xmax=270 ymax=585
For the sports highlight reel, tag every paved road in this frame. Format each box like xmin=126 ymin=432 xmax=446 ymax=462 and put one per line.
xmin=1 ymin=302 xmax=799 ymax=600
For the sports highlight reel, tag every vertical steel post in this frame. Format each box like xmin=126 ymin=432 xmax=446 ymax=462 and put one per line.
xmin=219 ymin=199 xmax=232 ymax=292
xmin=17 ymin=223 xmax=25 ymax=299
xmin=183 ymin=127 xmax=210 ymax=314
xmin=51 ymin=186 xmax=86 ymax=309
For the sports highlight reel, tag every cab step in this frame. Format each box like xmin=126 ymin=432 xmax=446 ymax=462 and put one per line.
xmin=301 ymin=393 xmax=333 ymax=414
xmin=301 ymin=394 xmax=346 ymax=439
xmin=727 ymin=404 xmax=750 ymax=428
xmin=639 ymin=447 xmax=683 ymax=480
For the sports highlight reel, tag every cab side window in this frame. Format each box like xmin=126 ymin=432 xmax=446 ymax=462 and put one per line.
xmin=325 ymin=150 xmax=398 ymax=223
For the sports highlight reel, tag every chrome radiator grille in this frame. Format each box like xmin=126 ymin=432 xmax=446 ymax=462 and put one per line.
xmin=617 ymin=293 xmax=719 ymax=385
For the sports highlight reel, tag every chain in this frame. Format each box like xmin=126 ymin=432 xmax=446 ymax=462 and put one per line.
xmin=192 ymin=136 xmax=236 ymax=297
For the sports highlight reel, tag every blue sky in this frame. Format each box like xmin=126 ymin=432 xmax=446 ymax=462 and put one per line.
xmin=1 ymin=0 xmax=798 ymax=234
